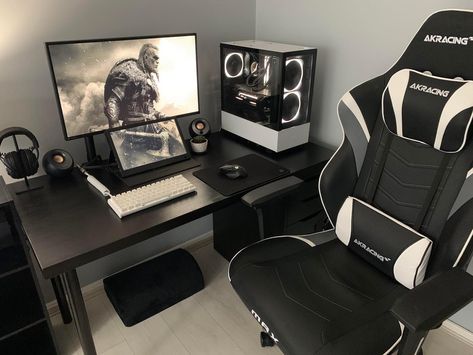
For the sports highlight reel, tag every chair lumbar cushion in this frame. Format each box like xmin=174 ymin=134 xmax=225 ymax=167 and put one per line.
xmin=382 ymin=69 xmax=473 ymax=153
xmin=336 ymin=197 xmax=432 ymax=289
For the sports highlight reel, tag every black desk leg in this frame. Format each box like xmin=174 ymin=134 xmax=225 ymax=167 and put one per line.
xmin=61 ymin=270 xmax=97 ymax=355
xmin=51 ymin=276 xmax=72 ymax=324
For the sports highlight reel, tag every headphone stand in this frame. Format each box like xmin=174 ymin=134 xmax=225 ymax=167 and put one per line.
xmin=12 ymin=176 xmax=43 ymax=195
xmin=11 ymin=135 xmax=43 ymax=195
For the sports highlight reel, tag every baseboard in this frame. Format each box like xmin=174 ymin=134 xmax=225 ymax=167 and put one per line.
xmin=46 ymin=231 xmax=213 ymax=318
xmin=441 ymin=320 xmax=473 ymax=347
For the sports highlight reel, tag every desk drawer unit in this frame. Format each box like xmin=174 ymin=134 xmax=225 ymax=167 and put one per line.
xmin=284 ymin=175 xmax=327 ymax=234
xmin=214 ymin=170 xmax=328 ymax=261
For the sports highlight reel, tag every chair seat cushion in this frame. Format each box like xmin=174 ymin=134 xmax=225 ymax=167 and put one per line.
xmin=229 ymin=232 xmax=406 ymax=355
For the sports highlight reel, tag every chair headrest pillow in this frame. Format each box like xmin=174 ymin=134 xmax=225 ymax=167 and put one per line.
xmin=382 ymin=69 xmax=473 ymax=153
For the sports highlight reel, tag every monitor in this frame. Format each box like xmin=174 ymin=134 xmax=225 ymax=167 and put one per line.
xmin=46 ymin=33 xmax=200 ymax=140
xmin=107 ymin=118 xmax=189 ymax=177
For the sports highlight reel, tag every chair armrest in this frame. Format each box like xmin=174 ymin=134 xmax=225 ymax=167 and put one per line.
xmin=241 ymin=176 xmax=303 ymax=209
xmin=391 ymin=268 xmax=473 ymax=332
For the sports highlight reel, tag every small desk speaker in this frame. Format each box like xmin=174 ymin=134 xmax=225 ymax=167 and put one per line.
xmin=42 ymin=149 xmax=74 ymax=178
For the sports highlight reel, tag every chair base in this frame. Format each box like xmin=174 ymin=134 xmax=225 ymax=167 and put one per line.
xmin=260 ymin=332 xmax=275 ymax=347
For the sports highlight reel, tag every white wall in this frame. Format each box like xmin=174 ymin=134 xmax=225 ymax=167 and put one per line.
xmin=0 ymin=0 xmax=255 ymax=300
xmin=256 ymin=0 xmax=473 ymax=332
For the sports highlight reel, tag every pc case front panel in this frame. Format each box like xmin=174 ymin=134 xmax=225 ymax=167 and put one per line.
xmin=221 ymin=45 xmax=282 ymax=130
xmin=221 ymin=111 xmax=310 ymax=152
xmin=280 ymin=52 xmax=315 ymax=130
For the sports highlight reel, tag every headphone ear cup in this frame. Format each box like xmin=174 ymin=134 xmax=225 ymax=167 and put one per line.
xmin=20 ymin=149 xmax=39 ymax=176
xmin=28 ymin=149 xmax=39 ymax=174
xmin=7 ymin=151 xmax=22 ymax=178
xmin=0 ymin=153 xmax=12 ymax=177
xmin=17 ymin=150 xmax=29 ymax=177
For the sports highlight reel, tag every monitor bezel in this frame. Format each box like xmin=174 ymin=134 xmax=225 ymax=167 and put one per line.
xmin=45 ymin=33 xmax=201 ymax=141
xmin=106 ymin=118 xmax=191 ymax=177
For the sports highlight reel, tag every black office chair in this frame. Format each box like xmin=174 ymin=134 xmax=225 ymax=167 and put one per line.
xmin=229 ymin=9 xmax=473 ymax=355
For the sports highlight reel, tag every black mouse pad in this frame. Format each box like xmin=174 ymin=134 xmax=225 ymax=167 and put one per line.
xmin=193 ymin=154 xmax=290 ymax=196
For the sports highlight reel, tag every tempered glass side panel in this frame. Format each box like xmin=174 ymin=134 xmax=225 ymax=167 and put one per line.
xmin=221 ymin=45 xmax=282 ymax=128
xmin=281 ymin=53 xmax=315 ymax=129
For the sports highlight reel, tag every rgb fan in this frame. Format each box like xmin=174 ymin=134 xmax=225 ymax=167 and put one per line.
xmin=224 ymin=52 xmax=244 ymax=78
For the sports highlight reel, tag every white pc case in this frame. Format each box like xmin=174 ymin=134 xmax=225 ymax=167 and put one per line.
xmin=220 ymin=40 xmax=317 ymax=152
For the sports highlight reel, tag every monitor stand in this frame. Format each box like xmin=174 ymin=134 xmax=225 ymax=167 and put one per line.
xmin=81 ymin=135 xmax=114 ymax=169
xmin=81 ymin=135 xmax=200 ymax=188
xmin=108 ymin=158 xmax=200 ymax=187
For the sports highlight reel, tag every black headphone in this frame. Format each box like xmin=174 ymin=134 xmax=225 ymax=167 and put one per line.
xmin=0 ymin=127 xmax=40 ymax=179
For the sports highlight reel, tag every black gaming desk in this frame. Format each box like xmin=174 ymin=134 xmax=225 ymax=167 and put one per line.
xmin=8 ymin=131 xmax=333 ymax=355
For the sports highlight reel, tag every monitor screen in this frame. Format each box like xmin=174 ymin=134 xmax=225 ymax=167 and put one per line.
xmin=107 ymin=118 xmax=189 ymax=177
xmin=46 ymin=34 xmax=199 ymax=140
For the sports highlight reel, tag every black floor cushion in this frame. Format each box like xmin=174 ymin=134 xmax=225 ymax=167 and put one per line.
xmin=104 ymin=248 xmax=204 ymax=326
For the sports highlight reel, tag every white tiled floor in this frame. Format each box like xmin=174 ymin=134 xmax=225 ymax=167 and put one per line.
xmin=50 ymin=242 xmax=472 ymax=355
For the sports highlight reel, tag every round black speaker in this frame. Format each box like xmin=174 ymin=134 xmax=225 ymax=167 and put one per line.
xmin=42 ymin=149 xmax=74 ymax=178
xmin=189 ymin=118 xmax=211 ymax=138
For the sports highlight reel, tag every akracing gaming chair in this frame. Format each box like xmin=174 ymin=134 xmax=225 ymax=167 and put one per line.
xmin=229 ymin=9 xmax=473 ymax=355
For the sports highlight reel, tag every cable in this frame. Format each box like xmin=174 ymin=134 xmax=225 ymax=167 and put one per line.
xmin=77 ymin=164 xmax=111 ymax=197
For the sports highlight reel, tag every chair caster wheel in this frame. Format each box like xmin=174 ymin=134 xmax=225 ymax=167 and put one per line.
xmin=260 ymin=332 xmax=275 ymax=347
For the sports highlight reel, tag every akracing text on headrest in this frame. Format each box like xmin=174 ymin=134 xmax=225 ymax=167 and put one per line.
xmin=424 ymin=34 xmax=473 ymax=46
xmin=409 ymin=83 xmax=450 ymax=97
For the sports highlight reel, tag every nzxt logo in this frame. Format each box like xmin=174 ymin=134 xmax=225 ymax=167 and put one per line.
xmin=409 ymin=83 xmax=450 ymax=97
xmin=424 ymin=34 xmax=473 ymax=46
xmin=353 ymin=239 xmax=391 ymax=263
xmin=251 ymin=310 xmax=279 ymax=342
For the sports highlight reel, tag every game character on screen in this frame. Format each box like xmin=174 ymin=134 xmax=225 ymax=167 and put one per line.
xmin=116 ymin=120 xmax=187 ymax=170
xmin=104 ymin=43 xmax=166 ymax=128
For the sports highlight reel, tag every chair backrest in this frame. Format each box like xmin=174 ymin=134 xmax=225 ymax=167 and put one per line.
xmin=320 ymin=10 xmax=473 ymax=277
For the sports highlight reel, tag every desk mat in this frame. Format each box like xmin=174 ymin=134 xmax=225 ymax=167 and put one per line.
xmin=193 ymin=154 xmax=290 ymax=196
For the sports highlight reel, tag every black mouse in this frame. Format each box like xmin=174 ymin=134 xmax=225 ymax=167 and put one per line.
xmin=219 ymin=164 xmax=248 ymax=179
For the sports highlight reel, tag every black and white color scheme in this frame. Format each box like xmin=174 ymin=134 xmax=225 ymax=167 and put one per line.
xmin=229 ymin=10 xmax=473 ymax=355
xmin=336 ymin=197 xmax=432 ymax=289
xmin=46 ymin=34 xmax=199 ymax=139
xmin=382 ymin=69 xmax=473 ymax=153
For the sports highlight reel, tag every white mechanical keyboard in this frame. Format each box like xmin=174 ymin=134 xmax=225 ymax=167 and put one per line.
xmin=107 ymin=174 xmax=196 ymax=218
